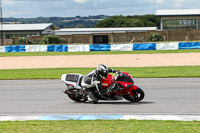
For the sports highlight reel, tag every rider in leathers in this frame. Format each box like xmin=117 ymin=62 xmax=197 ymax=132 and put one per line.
xmin=81 ymin=64 xmax=121 ymax=103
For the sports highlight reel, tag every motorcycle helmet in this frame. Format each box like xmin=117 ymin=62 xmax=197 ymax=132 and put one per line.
xmin=97 ymin=64 xmax=108 ymax=79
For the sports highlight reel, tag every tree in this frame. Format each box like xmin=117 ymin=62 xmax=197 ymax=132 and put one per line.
xmin=94 ymin=15 xmax=160 ymax=28
xmin=146 ymin=33 xmax=164 ymax=42
xmin=40 ymin=35 xmax=61 ymax=44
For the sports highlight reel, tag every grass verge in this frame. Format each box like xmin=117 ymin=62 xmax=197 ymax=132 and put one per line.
xmin=0 ymin=120 xmax=199 ymax=133
xmin=0 ymin=66 xmax=200 ymax=80
xmin=0 ymin=49 xmax=200 ymax=57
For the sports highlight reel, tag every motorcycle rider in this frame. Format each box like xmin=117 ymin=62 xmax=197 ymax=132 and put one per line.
xmin=81 ymin=64 xmax=122 ymax=103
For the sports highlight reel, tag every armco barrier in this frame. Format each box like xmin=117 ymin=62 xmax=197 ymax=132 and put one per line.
xmin=68 ymin=44 xmax=90 ymax=52
xmin=26 ymin=45 xmax=47 ymax=52
xmin=179 ymin=42 xmax=200 ymax=49
xmin=111 ymin=44 xmax=133 ymax=51
xmin=156 ymin=42 xmax=179 ymax=50
xmin=90 ymin=44 xmax=111 ymax=51
xmin=47 ymin=45 xmax=68 ymax=52
xmin=0 ymin=46 xmax=5 ymax=52
xmin=6 ymin=45 xmax=25 ymax=52
xmin=133 ymin=43 xmax=156 ymax=50
xmin=0 ymin=42 xmax=200 ymax=53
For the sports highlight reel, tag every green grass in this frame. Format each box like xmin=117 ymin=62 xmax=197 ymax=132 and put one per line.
xmin=0 ymin=49 xmax=200 ymax=57
xmin=0 ymin=120 xmax=199 ymax=133
xmin=1 ymin=66 xmax=200 ymax=80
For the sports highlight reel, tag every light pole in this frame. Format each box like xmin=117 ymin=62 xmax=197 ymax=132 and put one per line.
xmin=0 ymin=0 xmax=3 ymax=46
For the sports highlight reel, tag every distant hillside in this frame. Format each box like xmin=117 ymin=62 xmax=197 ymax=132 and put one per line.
xmin=3 ymin=15 xmax=110 ymax=28
xmin=3 ymin=15 xmax=160 ymax=28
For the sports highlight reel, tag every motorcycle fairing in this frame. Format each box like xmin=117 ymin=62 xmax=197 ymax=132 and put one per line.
xmin=115 ymin=72 xmax=134 ymax=83
xmin=101 ymin=72 xmax=138 ymax=96
xmin=101 ymin=74 xmax=114 ymax=89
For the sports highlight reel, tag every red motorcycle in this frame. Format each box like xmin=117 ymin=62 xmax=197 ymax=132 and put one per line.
xmin=61 ymin=71 xmax=145 ymax=104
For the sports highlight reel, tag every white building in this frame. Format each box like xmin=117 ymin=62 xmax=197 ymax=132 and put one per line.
xmin=0 ymin=23 xmax=56 ymax=39
xmin=55 ymin=27 xmax=157 ymax=35
xmin=156 ymin=9 xmax=200 ymax=30
xmin=55 ymin=27 xmax=157 ymax=44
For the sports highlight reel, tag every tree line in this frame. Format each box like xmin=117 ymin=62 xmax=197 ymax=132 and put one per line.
xmin=3 ymin=15 xmax=160 ymax=28
xmin=94 ymin=15 xmax=160 ymax=28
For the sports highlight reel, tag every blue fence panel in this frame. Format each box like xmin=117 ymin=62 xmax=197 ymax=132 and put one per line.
xmin=90 ymin=44 xmax=111 ymax=51
xmin=5 ymin=45 xmax=25 ymax=52
xmin=179 ymin=42 xmax=200 ymax=49
xmin=47 ymin=45 xmax=68 ymax=52
xmin=133 ymin=43 xmax=156 ymax=50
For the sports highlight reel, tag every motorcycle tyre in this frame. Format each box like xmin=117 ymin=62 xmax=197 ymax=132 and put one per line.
xmin=123 ymin=87 xmax=145 ymax=102
xmin=67 ymin=94 xmax=87 ymax=102
xmin=67 ymin=88 xmax=87 ymax=102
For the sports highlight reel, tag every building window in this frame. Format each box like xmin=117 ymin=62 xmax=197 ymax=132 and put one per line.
xmin=163 ymin=19 xmax=197 ymax=30
xmin=93 ymin=35 xmax=109 ymax=44
xmin=198 ymin=19 xmax=200 ymax=28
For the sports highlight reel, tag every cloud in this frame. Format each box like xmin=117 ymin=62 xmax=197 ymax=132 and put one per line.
xmin=74 ymin=0 xmax=89 ymax=3
xmin=155 ymin=0 xmax=165 ymax=4
xmin=4 ymin=0 xmax=17 ymax=5
xmin=2 ymin=0 xmax=200 ymax=18
xmin=174 ymin=0 xmax=187 ymax=8
xmin=98 ymin=0 xmax=107 ymax=2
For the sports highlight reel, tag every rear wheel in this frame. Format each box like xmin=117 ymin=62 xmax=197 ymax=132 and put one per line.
xmin=123 ymin=87 xmax=145 ymax=102
xmin=66 ymin=88 xmax=87 ymax=102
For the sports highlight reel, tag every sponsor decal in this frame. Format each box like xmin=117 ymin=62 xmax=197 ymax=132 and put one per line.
xmin=101 ymin=83 xmax=108 ymax=86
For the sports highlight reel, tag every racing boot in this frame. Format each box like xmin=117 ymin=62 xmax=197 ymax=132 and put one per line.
xmin=106 ymin=82 xmax=119 ymax=93
xmin=116 ymin=87 xmax=124 ymax=92
xmin=85 ymin=88 xmax=98 ymax=104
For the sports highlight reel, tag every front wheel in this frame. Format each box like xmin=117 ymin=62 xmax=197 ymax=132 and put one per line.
xmin=123 ymin=87 xmax=145 ymax=102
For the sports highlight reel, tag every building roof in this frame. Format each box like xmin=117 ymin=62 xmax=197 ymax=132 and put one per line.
xmin=55 ymin=27 xmax=157 ymax=35
xmin=0 ymin=23 xmax=53 ymax=31
xmin=156 ymin=9 xmax=200 ymax=17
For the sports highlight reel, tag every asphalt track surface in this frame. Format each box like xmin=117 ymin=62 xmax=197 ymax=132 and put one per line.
xmin=0 ymin=78 xmax=200 ymax=116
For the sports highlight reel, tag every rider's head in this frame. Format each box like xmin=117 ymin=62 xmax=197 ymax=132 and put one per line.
xmin=96 ymin=64 xmax=108 ymax=79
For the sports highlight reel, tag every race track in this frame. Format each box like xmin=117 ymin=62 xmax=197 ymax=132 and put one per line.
xmin=0 ymin=78 xmax=200 ymax=116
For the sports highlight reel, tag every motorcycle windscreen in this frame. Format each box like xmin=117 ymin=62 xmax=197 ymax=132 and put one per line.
xmin=115 ymin=73 xmax=134 ymax=83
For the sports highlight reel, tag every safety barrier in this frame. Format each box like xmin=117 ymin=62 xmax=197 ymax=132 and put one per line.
xmin=133 ymin=43 xmax=156 ymax=50
xmin=26 ymin=45 xmax=47 ymax=52
xmin=179 ymin=42 xmax=200 ymax=49
xmin=0 ymin=42 xmax=200 ymax=53
xmin=5 ymin=45 xmax=25 ymax=52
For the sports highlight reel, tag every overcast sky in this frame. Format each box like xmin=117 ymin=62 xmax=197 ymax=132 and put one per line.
xmin=2 ymin=0 xmax=200 ymax=18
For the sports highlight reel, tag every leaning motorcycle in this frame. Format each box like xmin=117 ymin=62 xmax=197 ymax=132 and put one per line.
xmin=61 ymin=71 xmax=145 ymax=104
